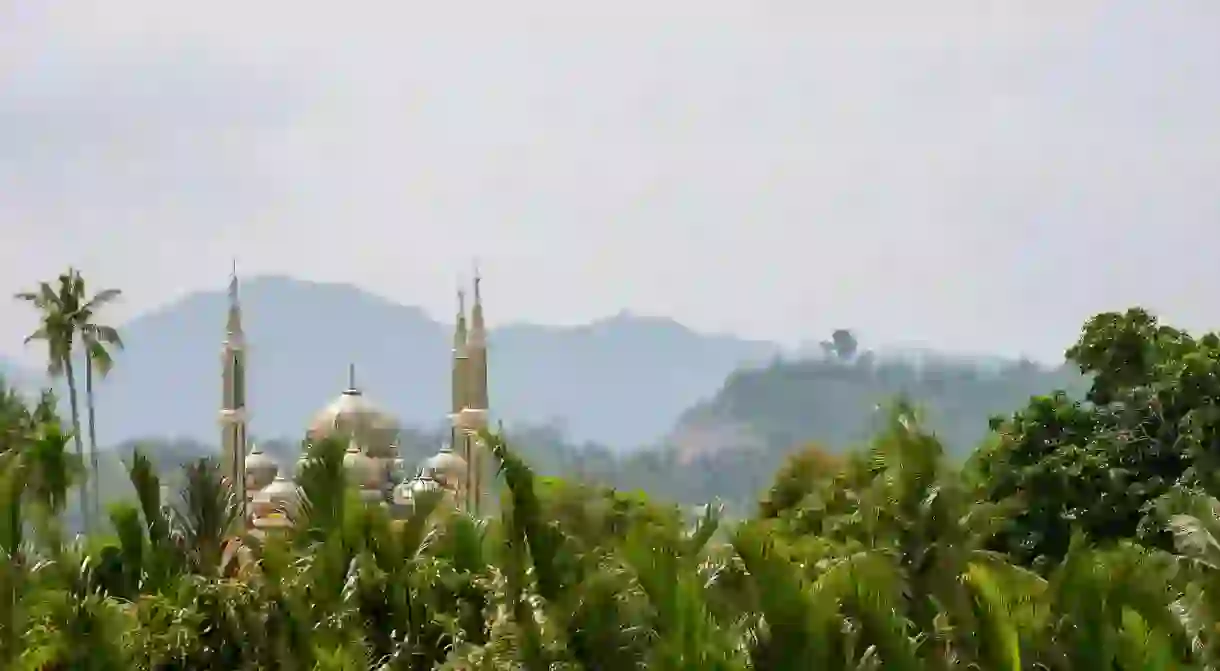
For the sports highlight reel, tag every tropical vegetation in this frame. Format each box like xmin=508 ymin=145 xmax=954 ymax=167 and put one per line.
xmin=5 ymin=271 xmax=1220 ymax=668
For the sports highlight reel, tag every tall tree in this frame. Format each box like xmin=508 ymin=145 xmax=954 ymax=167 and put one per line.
xmin=14 ymin=269 xmax=120 ymax=532
xmin=15 ymin=270 xmax=88 ymax=531
xmin=76 ymin=281 xmax=123 ymax=525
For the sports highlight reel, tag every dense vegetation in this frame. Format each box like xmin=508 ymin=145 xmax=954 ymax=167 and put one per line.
xmin=9 ymin=269 xmax=1220 ymax=668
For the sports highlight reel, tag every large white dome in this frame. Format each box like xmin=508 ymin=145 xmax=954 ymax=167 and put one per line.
xmin=307 ymin=367 xmax=400 ymax=457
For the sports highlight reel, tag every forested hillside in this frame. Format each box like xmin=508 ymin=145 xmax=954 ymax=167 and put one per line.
xmin=672 ymin=348 xmax=1088 ymax=460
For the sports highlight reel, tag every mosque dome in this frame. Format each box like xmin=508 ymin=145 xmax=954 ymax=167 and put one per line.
xmin=411 ymin=469 xmax=444 ymax=497
xmin=342 ymin=440 xmax=383 ymax=489
xmin=244 ymin=443 xmax=278 ymax=491
xmin=422 ymin=444 xmax=467 ymax=490
xmin=307 ymin=366 xmax=400 ymax=458
xmin=254 ymin=474 xmax=301 ymax=523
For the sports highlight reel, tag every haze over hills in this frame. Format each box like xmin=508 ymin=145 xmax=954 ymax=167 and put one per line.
xmin=4 ymin=276 xmax=779 ymax=450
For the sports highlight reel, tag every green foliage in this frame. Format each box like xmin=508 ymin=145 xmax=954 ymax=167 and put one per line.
xmin=6 ymin=303 xmax=1220 ymax=668
xmin=976 ymin=308 xmax=1220 ymax=565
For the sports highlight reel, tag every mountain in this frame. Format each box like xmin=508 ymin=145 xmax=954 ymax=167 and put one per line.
xmin=31 ymin=276 xmax=777 ymax=450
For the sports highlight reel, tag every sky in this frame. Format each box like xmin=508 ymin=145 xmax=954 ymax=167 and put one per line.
xmin=1 ymin=0 xmax=1218 ymax=365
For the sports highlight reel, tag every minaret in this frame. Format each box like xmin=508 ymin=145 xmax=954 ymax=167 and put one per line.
xmin=466 ymin=267 xmax=490 ymax=514
xmin=220 ymin=266 xmax=249 ymax=516
xmin=469 ymin=269 xmax=489 ymax=412
xmin=450 ymin=290 xmax=470 ymax=489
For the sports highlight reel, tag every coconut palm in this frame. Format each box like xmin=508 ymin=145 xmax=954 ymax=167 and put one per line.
xmin=75 ymin=281 xmax=123 ymax=528
xmin=16 ymin=269 xmax=91 ymax=531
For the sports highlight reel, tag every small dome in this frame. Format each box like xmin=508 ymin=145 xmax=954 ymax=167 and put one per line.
xmin=423 ymin=443 xmax=467 ymax=489
xmin=244 ymin=444 xmax=278 ymax=491
xmin=411 ymin=469 xmax=443 ymax=496
xmin=343 ymin=439 xmax=382 ymax=489
xmin=258 ymin=474 xmax=301 ymax=520
xmin=307 ymin=367 xmax=400 ymax=457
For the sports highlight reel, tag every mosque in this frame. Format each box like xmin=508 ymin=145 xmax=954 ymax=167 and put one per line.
xmin=216 ymin=270 xmax=492 ymax=532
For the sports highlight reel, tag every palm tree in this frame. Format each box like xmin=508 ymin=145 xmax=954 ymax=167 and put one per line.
xmin=15 ymin=269 xmax=121 ymax=533
xmin=16 ymin=270 xmax=89 ymax=531
xmin=76 ymin=282 xmax=123 ymax=526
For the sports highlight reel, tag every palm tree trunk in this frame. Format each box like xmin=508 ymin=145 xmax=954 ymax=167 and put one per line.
xmin=85 ymin=361 xmax=101 ymax=529
xmin=63 ymin=356 xmax=88 ymax=533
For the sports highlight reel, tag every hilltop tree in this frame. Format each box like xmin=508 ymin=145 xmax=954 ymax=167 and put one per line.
xmin=819 ymin=328 xmax=859 ymax=362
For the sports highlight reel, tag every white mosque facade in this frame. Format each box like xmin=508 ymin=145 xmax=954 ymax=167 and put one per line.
xmin=217 ymin=272 xmax=492 ymax=532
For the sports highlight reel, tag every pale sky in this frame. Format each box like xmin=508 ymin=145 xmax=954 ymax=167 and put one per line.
xmin=1 ymin=0 xmax=1218 ymax=365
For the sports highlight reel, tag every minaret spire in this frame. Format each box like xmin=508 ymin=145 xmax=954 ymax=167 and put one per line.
xmin=225 ymin=260 xmax=243 ymax=339
xmin=454 ymin=288 xmax=469 ymax=355
xmin=464 ymin=264 xmax=490 ymax=515
xmin=468 ymin=263 xmax=488 ymax=409
xmin=220 ymin=265 xmax=249 ymax=519
xmin=469 ymin=261 xmax=485 ymax=349
xmin=450 ymin=287 xmax=471 ymax=486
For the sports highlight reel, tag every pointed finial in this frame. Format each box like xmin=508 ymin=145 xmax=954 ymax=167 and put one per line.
xmin=225 ymin=261 xmax=243 ymax=338
xmin=458 ymin=287 xmax=466 ymax=315
xmin=472 ymin=259 xmax=482 ymax=302
xmin=468 ymin=261 xmax=486 ymax=347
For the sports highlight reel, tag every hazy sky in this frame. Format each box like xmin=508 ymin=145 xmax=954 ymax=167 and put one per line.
xmin=2 ymin=0 xmax=1218 ymax=364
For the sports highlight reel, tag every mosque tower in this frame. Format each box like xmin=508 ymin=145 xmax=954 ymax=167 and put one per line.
xmin=219 ymin=266 xmax=249 ymax=516
xmin=465 ymin=269 xmax=491 ymax=514
xmin=450 ymin=289 xmax=471 ymax=480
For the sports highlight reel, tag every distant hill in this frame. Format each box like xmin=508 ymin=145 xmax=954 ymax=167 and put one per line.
xmin=669 ymin=352 xmax=1088 ymax=462
xmin=10 ymin=276 xmax=778 ymax=451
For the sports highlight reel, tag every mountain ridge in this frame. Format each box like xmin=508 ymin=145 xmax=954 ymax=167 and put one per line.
xmin=4 ymin=275 xmax=780 ymax=450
